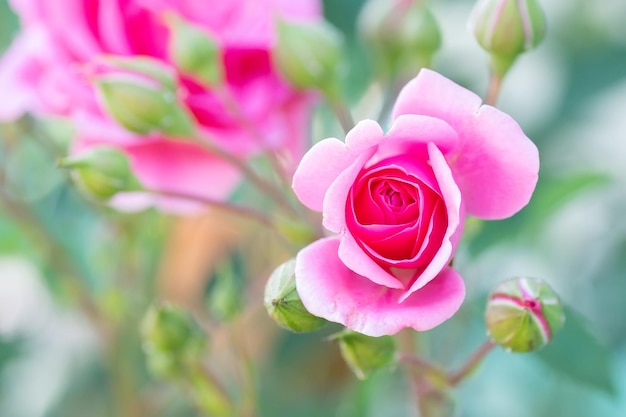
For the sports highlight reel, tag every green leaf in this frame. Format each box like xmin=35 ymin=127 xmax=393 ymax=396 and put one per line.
xmin=535 ymin=307 xmax=616 ymax=395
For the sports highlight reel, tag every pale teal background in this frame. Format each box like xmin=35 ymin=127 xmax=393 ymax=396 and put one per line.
xmin=1 ymin=0 xmax=626 ymax=416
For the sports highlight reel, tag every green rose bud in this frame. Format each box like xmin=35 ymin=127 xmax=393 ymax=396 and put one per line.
xmin=273 ymin=18 xmax=344 ymax=95
xmin=166 ymin=13 xmax=224 ymax=87
xmin=469 ymin=0 xmax=547 ymax=77
xmin=358 ymin=0 xmax=442 ymax=76
xmin=140 ymin=303 xmax=207 ymax=378
xmin=332 ymin=330 xmax=396 ymax=380
xmin=264 ymin=259 xmax=327 ymax=333
xmin=58 ymin=146 xmax=142 ymax=201
xmin=93 ymin=56 xmax=194 ymax=136
xmin=486 ymin=277 xmax=565 ymax=353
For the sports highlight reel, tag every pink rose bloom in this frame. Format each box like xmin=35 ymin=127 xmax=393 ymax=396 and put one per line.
xmin=292 ymin=69 xmax=539 ymax=336
xmin=0 ymin=0 xmax=320 ymax=212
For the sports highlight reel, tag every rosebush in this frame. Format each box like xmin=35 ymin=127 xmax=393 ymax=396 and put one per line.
xmin=292 ymin=69 xmax=539 ymax=336
xmin=0 ymin=0 xmax=320 ymax=212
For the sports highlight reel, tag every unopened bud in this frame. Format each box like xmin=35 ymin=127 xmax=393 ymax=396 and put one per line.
xmin=358 ymin=0 xmax=442 ymax=76
xmin=469 ymin=0 xmax=547 ymax=76
xmin=332 ymin=330 xmax=396 ymax=380
xmin=92 ymin=56 xmax=194 ymax=136
xmin=166 ymin=13 xmax=224 ymax=87
xmin=273 ymin=18 xmax=343 ymax=95
xmin=264 ymin=259 xmax=326 ymax=333
xmin=486 ymin=277 xmax=565 ymax=353
xmin=140 ymin=303 xmax=207 ymax=378
xmin=58 ymin=146 xmax=142 ymax=201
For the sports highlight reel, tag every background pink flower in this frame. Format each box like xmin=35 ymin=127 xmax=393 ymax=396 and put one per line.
xmin=0 ymin=0 xmax=320 ymax=212
xmin=292 ymin=69 xmax=539 ymax=336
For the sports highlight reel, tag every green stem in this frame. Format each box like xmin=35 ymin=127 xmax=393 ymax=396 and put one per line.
xmin=187 ymin=363 xmax=235 ymax=417
xmin=192 ymin=132 xmax=300 ymax=217
xmin=144 ymin=188 xmax=277 ymax=228
xmin=215 ymin=87 xmax=292 ymax=189
xmin=484 ymin=73 xmax=504 ymax=107
xmin=446 ymin=339 xmax=495 ymax=386
xmin=327 ymin=94 xmax=355 ymax=134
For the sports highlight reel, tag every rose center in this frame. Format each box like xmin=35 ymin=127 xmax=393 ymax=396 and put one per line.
xmin=380 ymin=182 xmax=413 ymax=212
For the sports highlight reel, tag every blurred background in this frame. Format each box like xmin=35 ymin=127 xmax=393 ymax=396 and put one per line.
xmin=1 ymin=0 xmax=626 ymax=416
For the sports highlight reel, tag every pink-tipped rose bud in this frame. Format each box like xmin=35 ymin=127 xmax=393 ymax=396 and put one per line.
xmin=273 ymin=18 xmax=343 ymax=95
xmin=166 ymin=13 xmax=224 ymax=87
xmin=469 ymin=0 xmax=547 ymax=76
xmin=358 ymin=0 xmax=442 ymax=75
xmin=92 ymin=56 xmax=194 ymax=136
xmin=58 ymin=146 xmax=142 ymax=201
xmin=486 ymin=277 xmax=565 ymax=353
xmin=264 ymin=259 xmax=327 ymax=333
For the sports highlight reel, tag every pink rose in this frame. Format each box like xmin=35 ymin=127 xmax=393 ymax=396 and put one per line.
xmin=292 ymin=69 xmax=539 ymax=336
xmin=0 ymin=0 xmax=320 ymax=212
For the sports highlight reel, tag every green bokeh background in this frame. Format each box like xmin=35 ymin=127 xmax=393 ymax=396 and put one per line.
xmin=1 ymin=0 xmax=626 ymax=416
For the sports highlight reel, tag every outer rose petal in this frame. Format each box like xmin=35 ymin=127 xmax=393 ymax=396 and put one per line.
xmin=0 ymin=31 xmax=44 ymax=120
xmin=292 ymin=119 xmax=384 ymax=211
xmin=296 ymin=237 xmax=465 ymax=336
xmin=392 ymin=68 xmax=481 ymax=134
xmin=125 ymin=140 xmax=241 ymax=202
xmin=455 ymin=106 xmax=539 ymax=219
xmin=391 ymin=68 xmax=539 ymax=219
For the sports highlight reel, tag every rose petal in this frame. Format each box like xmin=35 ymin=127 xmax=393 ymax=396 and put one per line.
xmin=125 ymin=140 xmax=241 ymax=203
xmin=391 ymin=69 xmax=539 ymax=219
xmin=384 ymin=114 xmax=459 ymax=156
xmin=454 ymin=105 xmax=539 ymax=219
xmin=292 ymin=120 xmax=381 ymax=211
xmin=0 ymin=31 xmax=43 ymax=120
xmin=338 ymin=232 xmax=404 ymax=289
xmin=296 ymin=237 xmax=466 ymax=336
xmin=391 ymin=69 xmax=481 ymax=134
xmin=401 ymin=144 xmax=462 ymax=300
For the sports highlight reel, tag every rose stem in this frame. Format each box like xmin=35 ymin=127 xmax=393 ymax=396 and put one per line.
xmin=327 ymin=94 xmax=355 ymax=134
xmin=446 ymin=339 xmax=496 ymax=386
xmin=192 ymin=132 xmax=300 ymax=217
xmin=484 ymin=73 xmax=503 ymax=106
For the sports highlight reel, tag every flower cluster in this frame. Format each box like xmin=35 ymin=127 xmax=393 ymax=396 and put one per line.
xmin=0 ymin=0 xmax=320 ymax=212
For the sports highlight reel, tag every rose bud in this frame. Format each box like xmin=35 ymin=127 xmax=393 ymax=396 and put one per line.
xmin=469 ymin=0 xmax=547 ymax=76
xmin=332 ymin=330 xmax=396 ymax=380
xmin=91 ymin=56 xmax=194 ymax=136
xmin=273 ymin=18 xmax=343 ymax=95
xmin=358 ymin=0 xmax=442 ymax=76
xmin=58 ymin=146 xmax=142 ymax=201
xmin=165 ymin=13 xmax=224 ymax=87
xmin=485 ymin=277 xmax=565 ymax=353
xmin=264 ymin=259 xmax=327 ymax=333
xmin=140 ymin=302 xmax=207 ymax=378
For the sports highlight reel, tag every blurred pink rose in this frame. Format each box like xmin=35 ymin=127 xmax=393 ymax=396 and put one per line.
xmin=0 ymin=0 xmax=320 ymax=212
xmin=292 ymin=69 xmax=539 ymax=336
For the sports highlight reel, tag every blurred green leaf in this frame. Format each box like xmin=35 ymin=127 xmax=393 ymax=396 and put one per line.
xmin=535 ymin=307 xmax=616 ymax=396
xmin=0 ymin=336 xmax=24 ymax=375
xmin=467 ymin=171 xmax=610 ymax=255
